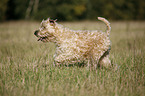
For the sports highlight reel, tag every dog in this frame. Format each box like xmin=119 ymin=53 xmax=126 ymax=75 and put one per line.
xmin=34 ymin=17 xmax=111 ymax=68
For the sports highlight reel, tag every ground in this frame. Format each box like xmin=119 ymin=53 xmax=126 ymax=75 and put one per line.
xmin=0 ymin=21 xmax=144 ymax=96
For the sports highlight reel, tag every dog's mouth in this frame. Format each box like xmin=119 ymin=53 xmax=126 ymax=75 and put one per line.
xmin=38 ymin=37 xmax=48 ymax=41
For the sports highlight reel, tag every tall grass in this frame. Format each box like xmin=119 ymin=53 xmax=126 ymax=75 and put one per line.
xmin=0 ymin=20 xmax=144 ymax=96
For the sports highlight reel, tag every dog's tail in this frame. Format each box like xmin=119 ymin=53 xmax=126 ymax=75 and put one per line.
xmin=98 ymin=17 xmax=111 ymax=37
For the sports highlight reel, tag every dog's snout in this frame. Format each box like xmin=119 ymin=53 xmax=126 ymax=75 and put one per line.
xmin=34 ymin=30 xmax=39 ymax=36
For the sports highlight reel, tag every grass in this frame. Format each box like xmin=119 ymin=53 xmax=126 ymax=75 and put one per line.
xmin=0 ymin=20 xmax=144 ymax=96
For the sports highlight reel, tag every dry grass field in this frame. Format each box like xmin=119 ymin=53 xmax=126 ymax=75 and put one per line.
xmin=0 ymin=20 xmax=145 ymax=96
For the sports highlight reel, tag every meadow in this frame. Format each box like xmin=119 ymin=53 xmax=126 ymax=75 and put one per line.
xmin=0 ymin=20 xmax=144 ymax=96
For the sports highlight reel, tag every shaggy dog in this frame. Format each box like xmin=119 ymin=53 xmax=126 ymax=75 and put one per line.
xmin=34 ymin=17 xmax=111 ymax=68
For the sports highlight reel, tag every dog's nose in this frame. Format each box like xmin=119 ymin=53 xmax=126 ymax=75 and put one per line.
xmin=34 ymin=30 xmax=39 ymax=36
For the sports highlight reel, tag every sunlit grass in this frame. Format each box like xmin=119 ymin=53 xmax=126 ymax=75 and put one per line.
xmin=0 ymin=20 xmax=144 ymax=96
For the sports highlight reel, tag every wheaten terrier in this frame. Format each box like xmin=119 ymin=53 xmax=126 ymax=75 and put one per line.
xmin=34 ymin=17 xmax=111 ymax=68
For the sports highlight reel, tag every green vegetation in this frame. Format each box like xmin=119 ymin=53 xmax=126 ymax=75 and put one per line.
xmin=1 ymin=0 xmax=145 ymax=21
xmin=0 ymin=21 xmax=145 ymax=96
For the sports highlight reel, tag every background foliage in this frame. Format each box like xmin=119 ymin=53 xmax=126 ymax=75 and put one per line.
xmin=0 ymin=0 xmax=145 ymax=21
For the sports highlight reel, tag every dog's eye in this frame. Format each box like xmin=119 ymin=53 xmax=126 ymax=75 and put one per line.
xmin=40 ymin=26 xmax=45 ymax=30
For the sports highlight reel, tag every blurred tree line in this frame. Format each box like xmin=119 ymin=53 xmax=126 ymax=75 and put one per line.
xmin=0 ymin=0 xmax=145 ymax=21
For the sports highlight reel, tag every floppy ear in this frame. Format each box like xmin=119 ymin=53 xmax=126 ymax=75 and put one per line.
xmin=54 ymin=19 xmax=57 ymax=22
xmin=46 ymin=18 xmax=50 ymax=23
xmin=49 ymin=19 xmax=57 ymax=25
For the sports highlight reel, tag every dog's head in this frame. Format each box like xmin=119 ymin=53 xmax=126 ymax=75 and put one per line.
xmin=34 ymin=18 xmax=57 ymax=42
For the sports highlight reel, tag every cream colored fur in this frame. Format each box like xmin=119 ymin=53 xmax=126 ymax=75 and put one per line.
xmin=34 ymin=17 xmax=111 ymax=68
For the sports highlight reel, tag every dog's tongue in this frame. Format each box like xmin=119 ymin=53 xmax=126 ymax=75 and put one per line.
xmin=38 ymin=38 xmax=41 ymax=41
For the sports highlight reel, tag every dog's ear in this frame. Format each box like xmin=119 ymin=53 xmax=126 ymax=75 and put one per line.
xmin=47 ymin=18 xmax=50 ymax=20
xmin=45 ymin=18 xmax=50 ymax=23
xmin=54 ymin=19 xmax=57 ymax=22
xmin=49 ymin=19 xmax=57 ymax=25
